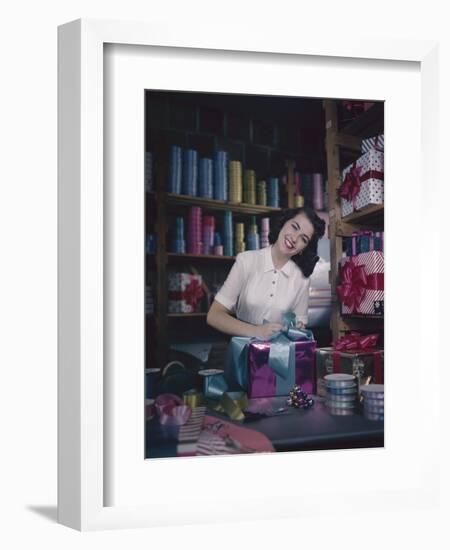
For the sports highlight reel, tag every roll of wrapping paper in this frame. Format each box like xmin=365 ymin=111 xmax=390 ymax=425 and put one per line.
xmin=199 ymin=157 xmax=213 ymax=199
xmin=213 ymin=150 xmax=228 ymax=201
xmin=235 ymin=222 xmax=245 ymax=254
xmin=257 ymin=180 xmax=267 ymax=206
xmin=183 ymin=389 xmax=204 ymax=409
xmin=187 ymin=206 xmax=202 ymax=254
xmin=243 ymin=169 xmax=256 ymax=204
xmin=168 ymin=145 xmax=182 ymax=194
xmin=223 ymin=210 xmax=233 ymax=257
xmin=312 ymin=173 xmax=324 ymax=210
xmin=182 ymin=149 xmax=198 ymax=196
xmin=229 ymin=160 xmax=243 ymax=203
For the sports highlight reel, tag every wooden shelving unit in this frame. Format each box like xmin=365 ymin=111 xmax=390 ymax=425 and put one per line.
xmin=148 ymin=157 xmax=300 ymax=370
xmin=324 ymin=100 xmax=384 ymax=343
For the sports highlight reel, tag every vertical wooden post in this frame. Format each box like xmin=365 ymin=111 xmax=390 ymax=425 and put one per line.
xmin=155 ymin=158 xmax=168 ymax=371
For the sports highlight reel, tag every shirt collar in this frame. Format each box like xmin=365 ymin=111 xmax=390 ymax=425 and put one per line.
xmin=263 ymin=246 xmax=294 ymax=277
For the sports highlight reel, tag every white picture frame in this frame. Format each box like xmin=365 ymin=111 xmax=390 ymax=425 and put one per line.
xmin=58 ymin=18 xmax=442 ymax=531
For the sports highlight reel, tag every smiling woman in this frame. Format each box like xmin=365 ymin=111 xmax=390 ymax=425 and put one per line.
xmin=206 ymin=207 xmax=325 ymax=339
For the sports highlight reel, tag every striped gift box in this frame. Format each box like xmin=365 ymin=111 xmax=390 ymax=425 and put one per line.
xmin=176 ymin=406 xmax=206 ymax=456
xmin=340 ymin=251 xmax=384 ymax=315
xmin=361 ymin=134 xmax=384 ymax=154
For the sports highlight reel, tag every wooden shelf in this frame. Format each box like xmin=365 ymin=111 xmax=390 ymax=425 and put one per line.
xmin=166 ymin=193 xmax=282 ymax=214
xmin=341 ymin=314 xmax=384 ymax=320
xmin=167 ymin=253 xmax=235 ymax=261
xmin=340 ymin=204 xmax=384 ymax=227
xmin=340 ymin=102 xmax=384 ymax=138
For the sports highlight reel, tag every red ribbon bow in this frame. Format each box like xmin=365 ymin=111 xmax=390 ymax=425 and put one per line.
xmin=336 ymin=259 xmax=367 ymax=313
xmin=339 ymin=164 xmax=362 ymax=208
xmin=332 ymin=331 xmax=379 ymax=351
xmin=184 ymin=279 xmax=204 ymax=307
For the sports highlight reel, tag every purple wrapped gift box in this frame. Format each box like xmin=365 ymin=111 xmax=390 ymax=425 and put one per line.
xmin=247 ymin=339 xmax=317 ymax=398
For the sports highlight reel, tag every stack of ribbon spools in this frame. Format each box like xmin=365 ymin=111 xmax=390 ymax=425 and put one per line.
xmin=246 ymin=216 xmax=260 ymax=250
xmin=324 ymin=373 xmax=358 ymax=415
xmin=171 ymin=216 xmax=186 ymax=253
xmin=223 ymin=211 xmax=233 ymax=256
xmin=235 ymin=222 xmax=245 ymax=254
xmin=243 ymin=169 xmax=256 ymax=204
xmin=361 ymin=384 xmax=384 ymax=421
xmin=257 ymin=180 xmax=267 ymax=205
xmin=213 ymin=150 xmax=228 ymax=201
xmin=168 ymin=145 xmax=182 ymax=194
xmin=182 ymin=149 xmax=198 ymax=196
xmin=268 ymin=177 xmax=280 ymax=207
xmin=199 ymin=157 xmax=213 ymax=199
xmin=187 ymin=206 xmax=202 ymax=254
xmin=202 ymin=215 xmax=215 ymax=255
xmin=229 ymin=160 xmax=243 ymax=203
xmin=260 ymin=217 xmax=270 ymax=248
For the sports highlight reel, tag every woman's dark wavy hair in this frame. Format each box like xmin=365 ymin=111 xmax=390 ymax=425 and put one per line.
xmin=268 ymin=206 xmax=326 ymax=278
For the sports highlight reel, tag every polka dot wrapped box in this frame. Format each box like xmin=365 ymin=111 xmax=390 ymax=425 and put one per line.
xmin=340 ymin=150 xmax=384 ymax=217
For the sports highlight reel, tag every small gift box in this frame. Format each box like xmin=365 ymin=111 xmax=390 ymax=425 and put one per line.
xmin=316 ymin=333 xmax=384 ymax=397
xmin=168 ymin=273 xmax=204 ymax=313
xmin=340 ymin=150 xmax=384 ymax=217
xmin=361 ymin=134 xmax=384 ymax=154
xmin=337 ymin=251 xmax=384 ymax=316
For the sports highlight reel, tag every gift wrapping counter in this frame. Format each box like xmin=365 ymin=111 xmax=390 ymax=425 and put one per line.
xmin=145 ymin=395 xmax=384 ymax=458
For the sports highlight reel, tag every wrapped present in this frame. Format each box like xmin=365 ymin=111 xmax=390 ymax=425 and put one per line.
xmin=217 ymin=313 xmax=316 ymax=399
xmin=168 ymin=273 xmax=204 ymax=313
xmin=340 ymin=150 xmax=384 ymax=217
xmin=316 ymin=333 xmax=384 ymax=397
xmin=361 ymin=134 xmax=384 ymax=154
xmin=337 ymin=251 xmax=384 ymax=316
xmin=344 ymin=231 xmax=384 ymax=257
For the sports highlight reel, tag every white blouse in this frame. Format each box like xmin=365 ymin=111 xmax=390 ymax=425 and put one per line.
xmin=214 ymin=245 xmax=311 ymax=326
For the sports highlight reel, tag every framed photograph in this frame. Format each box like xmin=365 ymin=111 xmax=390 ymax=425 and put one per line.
xmin=58 ymin=18 xmax=440 ymax=530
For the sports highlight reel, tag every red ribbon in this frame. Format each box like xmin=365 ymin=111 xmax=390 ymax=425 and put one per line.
xmin=336 ymin=259 xmax=367 ymax=313
xmin=332 ymin=331 xmax=379 ymax=351
xmin=169 ymin=279 xmax=204 ymax=307
xmin=337 ymin=259 xmax=384 ymax=313
xmin=339 ymin=166 xmax=383 ymax=210
xmin=339 ymin=164 xmax=362 ymax=209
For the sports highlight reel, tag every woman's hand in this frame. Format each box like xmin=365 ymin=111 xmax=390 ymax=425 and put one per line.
xmin=253 ymin=323 xmax=284 ymax=340
xmin=296 ymin=321 xmax=306 ymax=329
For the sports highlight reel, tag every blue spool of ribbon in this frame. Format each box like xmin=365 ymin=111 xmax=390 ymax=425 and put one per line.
xmin=182 ymin=149 xmax=198 ymax=196
xmin=268 ymin=177 xmax=279 ymax=207
xmin=168 ymin=145 xmax=182 ymax=194
xmin=199 ymin=158 xmax=213 ymax=199
xmin=213 ymin=151 xmax=228 ymax=201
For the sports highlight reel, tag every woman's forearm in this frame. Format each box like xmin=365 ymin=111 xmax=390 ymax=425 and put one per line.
xmin=206 ymin=309 xmax=257 ymax=338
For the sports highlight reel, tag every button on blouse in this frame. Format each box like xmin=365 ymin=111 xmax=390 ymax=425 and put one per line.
xmin=214 ymin=246 xmax=310 ymax=325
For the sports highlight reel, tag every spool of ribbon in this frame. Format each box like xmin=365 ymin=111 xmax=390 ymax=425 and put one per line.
xmin=182 ymin=389 xmax=204 ymax=409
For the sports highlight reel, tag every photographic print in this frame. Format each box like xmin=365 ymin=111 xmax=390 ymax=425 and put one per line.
xmin=144 ymin=91 xmax=384 ymax=459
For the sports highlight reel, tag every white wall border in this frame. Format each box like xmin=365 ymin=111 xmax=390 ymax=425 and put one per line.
xmin=58 ymin=18 xmax=441 ymax=531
